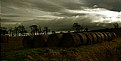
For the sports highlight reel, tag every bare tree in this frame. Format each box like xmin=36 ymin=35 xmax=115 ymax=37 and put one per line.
xmin=38 ymin=26 xmax=42 ymax=35
xmin=43 ymin=27 xmax=50 ymax=35
xmin=52 ymin=31 xmax=55 ymax=34
xmin=8 ymin=27 xmax=14 ymax=36
xmin=30 ymin=25 xmax=38 ymax=35
xmin=17 ymin=25 xmax=27 ymax=36
xmin=84 ymin=27 xmax=88 ymax=31
xmin=113 ymin=23 xmax=119 ymax=28
xmin=0 ymin=27 xmax=8 ymax=35
xmin=73 ymin=23 xmax=82 ymax=32
xmin=14 ymin=27 xmax=19 ymax=36
xmin=80 ymin=26 xmax=83 ymax=32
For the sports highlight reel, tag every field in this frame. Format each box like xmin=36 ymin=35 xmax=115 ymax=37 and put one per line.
xmin=1 ymin=37 xmax=121 ymax=61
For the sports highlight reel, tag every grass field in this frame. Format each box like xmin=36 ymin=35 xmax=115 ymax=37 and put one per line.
xmin=1 ymin=37 xmax=121 ymax=61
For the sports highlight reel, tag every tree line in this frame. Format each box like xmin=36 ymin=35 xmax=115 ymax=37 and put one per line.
xmin=1 ymin=24 xmax=50 ymax=36
xmin=0 ymin=22 xmax=120 ymax=36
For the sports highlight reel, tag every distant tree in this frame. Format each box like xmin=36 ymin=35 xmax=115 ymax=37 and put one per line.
xmin=30 ymin=25 xmax=38 ymax=35
xmin=24 ymin=30 xmax=28 ymax=36
xmin=68 ymin=31 xmax=70 ymax=33
xmin=38 ymin=26 xmax=42 ymax=35
xmin=14 ymin=27 xmax=19 ymax=36
xmin=113 ymin=23 xmax=119 ymax=28
xmin=60 ymin=32 xmax=63 ymax=34
xmin=73 ymin=23 xmax=78 ymax=32
xmin=43 ymin=27 xmax=50 ymax=35
xmin=52 ymin=31 xmax=55 ymax=34
xmin=84 ymin=27 xmax=88 ymax=31
xmin=73 ymin=23 xmax=82 ymax=32
xmin=17 ymin=25 xmax=27 ymax=36
xmin=0 ymin=27 xmax=8 ymax=35
xmin=80 ymin=26 xmax=83 ymax=32
xmin=8 ymin=27 xmax=14 ymax=36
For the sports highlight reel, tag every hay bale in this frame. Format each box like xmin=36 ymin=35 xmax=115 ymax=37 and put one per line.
xmin=82 ymin=32 xmax=93 ymax=44
xmin=90 ymin=33 xmax=98 ymax=44
xmin=22 ymin=36 xmax=33 ymax=48
xmin=101 ymin=32 xmax=108 ymax=41
xmin=1 ymin=35 xmax=9 ymax=43
xmin=60 ymin=33 xmax=80 ymax=47
xmin=47 ymin=33 xmax=62 ymax=47
xmin=105 ymin=32 xmax=113 ymax=41
xmin=97 ymin=32 xmax=106 ymax=41
xmin=113 ymin=28 xmax=121 ymax=37
xmin=94 ymin=32 xmax=102 ymax=42
xmin=41 ymin=35 xmax=48 ymax=47
xmin=1 ymin=36 xmax=25 ymax=50
xmin=32 ymin=35 xmax=48 ymax=48
xmin=77 ymin=33 xmax=88 ymax=45
xmin=110 ymin=32 xmax=117 ymax=39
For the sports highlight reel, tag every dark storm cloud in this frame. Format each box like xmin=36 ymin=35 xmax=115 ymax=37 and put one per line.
xmin=54 ymin=12 xmax=87 ymax=17
xmin=21 ymin=16 xmax=94 ymax=31
xmin=1 ymin=0 xmax=121 ymax=16
xmin=1 ymin=19 xmax=21 ymax=22
xmin=84 ymin=0 xmax=121 ymax=11
xmin=1 ymin=0 xmax=65 ymax=12
xmin=1 ymin=14 xmax=21 ymax=17
xmin=1 ymin=0 xmax=121 ymax=30
xmin=48 ymin=0 xmax=84 ymax=10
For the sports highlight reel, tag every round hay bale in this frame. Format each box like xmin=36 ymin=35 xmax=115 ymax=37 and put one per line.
xmin=110 ymin=32 xmax=117 ymax=39
xmin=94 ymin=32 xmax=102 ymax=43
xmin=33 ymin=35 xmax=48 ymax=48
xmin=1 ymin=35 xmax=9 ymax=43
xmin=40 ymin=35 xmax=48 ymax=46
xmin=1 ymin=36 xmax=25 ymax=50
xmin=97 ymin=32 xmax=106 ymax=41
xmin=22 ymin=36 xmax=33 ymax=48
xmin=105 ymin=32 xmax=113 ymax=41
xmin=77 ymin=33 xmax=88 ymax=45
xmin=60 ymin=33 xmax=80 ymax=47
xmin=114 ymin=28 xmax=121 ymax=37
xmin=89 ymin=33 xmax=98 ymax=44
xmin=47 ymin=33 xmax=62 ymax=47
xmin=82 ymin=32 xmax=93 ymax=44
xmin=101 ymin=32 xmax=108 ymax=41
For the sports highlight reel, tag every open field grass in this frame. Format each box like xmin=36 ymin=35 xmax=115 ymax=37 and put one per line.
xmin=1 ymin=37 xmax=121 ymax=61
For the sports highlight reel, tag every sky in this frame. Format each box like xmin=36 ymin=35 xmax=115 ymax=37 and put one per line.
xmin=0 ymin=0 xmax=121 ymax=31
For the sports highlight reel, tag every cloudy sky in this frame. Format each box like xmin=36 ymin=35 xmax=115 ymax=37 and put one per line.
xmin=1 ymin=0 xmax=121 ymax=31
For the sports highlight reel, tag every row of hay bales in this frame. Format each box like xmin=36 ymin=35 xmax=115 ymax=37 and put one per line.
xmin=22 ymin=32 xmax=117 ymax=48
xmin=1 ymin=31 xmax=117 ymax=50
xmin=59 ymin=32 xmax=117 ymax=47
xmin=1 ymin=36 xmax=25 ymax=50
